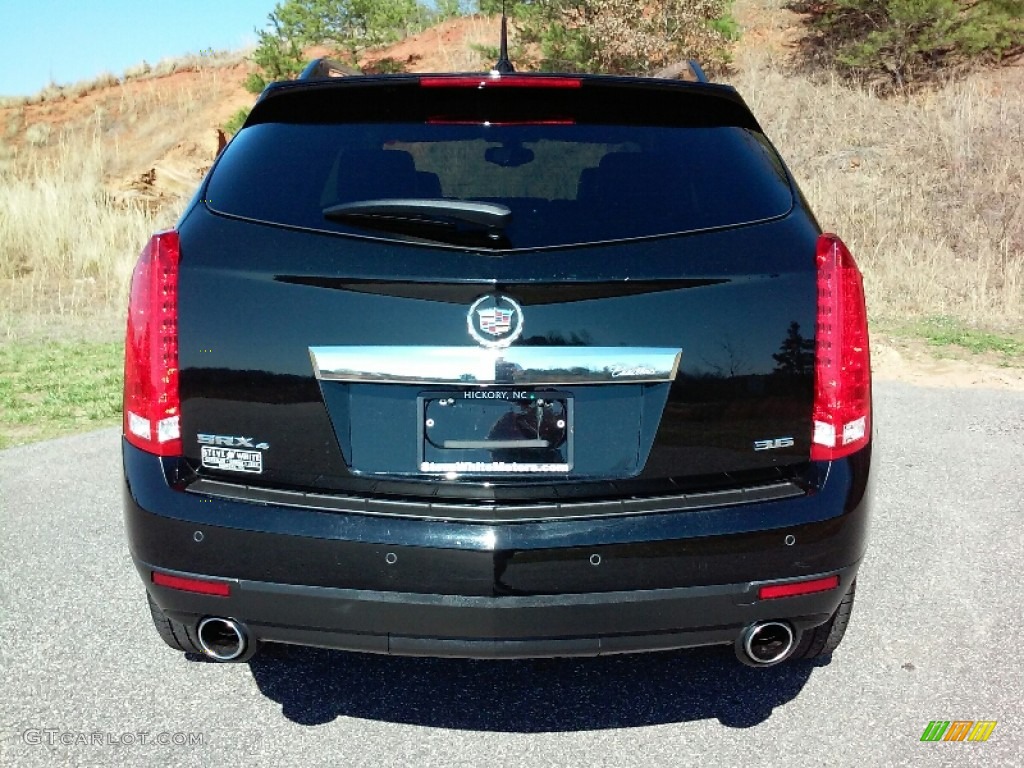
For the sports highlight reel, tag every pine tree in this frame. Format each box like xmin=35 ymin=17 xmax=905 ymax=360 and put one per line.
xmin=801 ymin=0 xmax=1024 ymax=92
xmin=245 ymin=0 xmax=431 ymax=94
xmin=511 ymin=0 xmax=735 ymax=75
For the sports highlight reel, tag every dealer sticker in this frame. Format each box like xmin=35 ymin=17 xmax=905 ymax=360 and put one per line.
xmin=201 ymin=446 xmax=263 ymax=473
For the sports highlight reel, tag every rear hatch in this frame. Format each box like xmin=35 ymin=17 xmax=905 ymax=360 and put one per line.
xmin=176 ymin=74 xmax=820 ymax=506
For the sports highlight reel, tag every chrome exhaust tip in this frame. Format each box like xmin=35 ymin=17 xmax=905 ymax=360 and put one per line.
xmin=196 ymin=617 xmax=249 ymax=662
xmin=737 ymin=621 xmax=795 ymax=666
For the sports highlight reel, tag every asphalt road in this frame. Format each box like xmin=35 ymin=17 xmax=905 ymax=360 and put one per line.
xmin=1 ymin=382 xmax=1021 ymax=768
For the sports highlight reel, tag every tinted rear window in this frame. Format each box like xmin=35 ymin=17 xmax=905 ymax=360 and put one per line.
xmin=206 ymin=89 xmax=793 ymax=249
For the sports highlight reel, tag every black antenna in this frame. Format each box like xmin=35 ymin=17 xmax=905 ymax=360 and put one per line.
xmin=492 ymin=2 xmax=515 ymax=74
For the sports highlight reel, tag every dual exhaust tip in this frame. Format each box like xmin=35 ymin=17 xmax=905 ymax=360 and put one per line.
xmin=197 ymin=617 xmax=255 ymax=662
xmin=736 ymin=621 xmax=796 ymax=666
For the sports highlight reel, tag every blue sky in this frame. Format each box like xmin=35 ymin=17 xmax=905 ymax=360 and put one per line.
xmin=0 ymin=1 xmax=276 ymax=97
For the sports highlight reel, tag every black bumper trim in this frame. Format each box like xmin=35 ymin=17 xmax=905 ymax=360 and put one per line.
xmin=143 ymin=560 xmax=861 ymax=659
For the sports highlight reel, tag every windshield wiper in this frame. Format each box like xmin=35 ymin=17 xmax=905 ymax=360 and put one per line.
xmin=322 ymin=199 xmax=513 ymax=248
xmin=323 ymin=199 xmax=512 ymax=229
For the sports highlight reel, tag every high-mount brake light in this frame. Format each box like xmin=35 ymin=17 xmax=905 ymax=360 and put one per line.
xmin=811 ymin=233 xmax=871 ymax=461
xmin=419 ymin=75 xmax=582 ymax=89
xmin=123 ymin=230 xmax=182 ymax=457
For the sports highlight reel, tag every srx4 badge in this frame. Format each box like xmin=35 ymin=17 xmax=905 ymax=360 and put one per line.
xmin=753 ymin=437 xmax=795 ymax=451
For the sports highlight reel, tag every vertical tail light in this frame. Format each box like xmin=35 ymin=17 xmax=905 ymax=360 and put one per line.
xmin=812 ymin=233 xmax=871 ymax=460
xmin=123 ymin=230 xmax=182 ymax=456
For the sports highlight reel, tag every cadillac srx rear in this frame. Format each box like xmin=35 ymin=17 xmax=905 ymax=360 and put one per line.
xmin=124 ymin=64 xmax=872 ymax=666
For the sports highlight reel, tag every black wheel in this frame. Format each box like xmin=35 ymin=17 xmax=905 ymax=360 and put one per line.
xmin=146 ymin=591 xmax=202 ymax=654
xmin=792 ymin=580 xmax=856 ymax=660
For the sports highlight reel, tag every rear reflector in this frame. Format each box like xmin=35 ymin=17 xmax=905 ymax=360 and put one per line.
xmin=152 ymin=571 xmax=231 ymax=597
xmin=123 ymin=230 xmax=182 ymax=457
xmin=420 ymin=75 xmax=582 ymax=89
xmin=759 ymin=575 xmax=840 ymax=600
xmin=811 ymin=234 xmax=871 ymax=461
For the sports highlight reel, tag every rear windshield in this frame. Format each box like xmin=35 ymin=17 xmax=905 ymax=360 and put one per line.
xmin=206 ymin=104 xmax=793 ymax=249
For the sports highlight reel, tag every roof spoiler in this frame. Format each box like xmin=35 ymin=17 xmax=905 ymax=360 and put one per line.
xmin=299 ymin=58 xmax=363 ymax=80
xmin=652 ymin=60 xmax=708 ymax=83
xmin=296 ymin=56 xmax=706 ymax=83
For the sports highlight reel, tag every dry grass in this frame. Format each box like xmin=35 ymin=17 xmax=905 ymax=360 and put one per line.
xmin=358 ymin=15 xmax=498 ymax=73
xmin=0 ymin=138 xmax=180 ymax=338
xmin=730 ymin=49 xmax=1024 ymax=332
xmin=0 ymin=52 xmax=252 ymax=343
xmin=425 ymin=15 xmax=496 ymax=73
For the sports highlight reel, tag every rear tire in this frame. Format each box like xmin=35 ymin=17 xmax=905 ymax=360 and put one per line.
xmin=146 ymin=591 xmax=202 ymax=654
xmin=792 ymin=580 xmax=856 ymax=660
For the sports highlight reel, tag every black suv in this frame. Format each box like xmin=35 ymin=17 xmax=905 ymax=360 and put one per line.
xmin=123 ymin=58 xmax=872 ymax=666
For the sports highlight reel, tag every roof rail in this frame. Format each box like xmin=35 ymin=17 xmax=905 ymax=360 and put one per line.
xmin=651 ymin=60 xmax=708 ymax=83
xmin=299 ymin=58 xmax=362 ymax=80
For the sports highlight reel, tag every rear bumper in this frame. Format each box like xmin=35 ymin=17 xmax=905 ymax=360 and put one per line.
xmin=124 ymin=440 xmax=871 ymax=658
xmin=139 ymin=558 xmax=862 ymax=658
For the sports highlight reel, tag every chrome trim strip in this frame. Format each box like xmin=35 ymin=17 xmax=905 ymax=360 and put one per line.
xmin=309 ymin=346 xmax=682 ymax=385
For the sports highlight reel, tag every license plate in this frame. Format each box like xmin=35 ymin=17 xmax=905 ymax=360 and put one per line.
xmin=418 ymin=390 xmax=573 ymax=474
